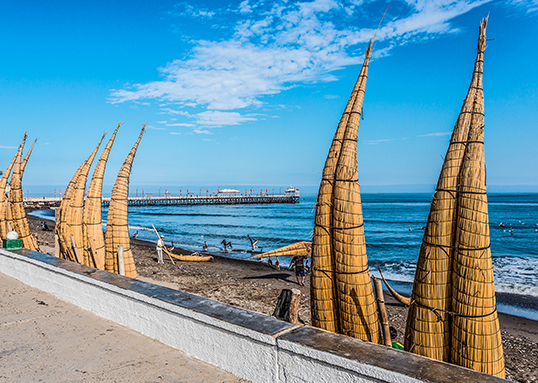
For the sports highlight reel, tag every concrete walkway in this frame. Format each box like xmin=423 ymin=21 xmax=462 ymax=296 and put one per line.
xmin=0 ymin=273 xmax=247 ymax=383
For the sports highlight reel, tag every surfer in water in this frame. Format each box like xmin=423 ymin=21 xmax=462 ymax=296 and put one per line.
xmin=203 ymin=241 xmax=208 ymax=252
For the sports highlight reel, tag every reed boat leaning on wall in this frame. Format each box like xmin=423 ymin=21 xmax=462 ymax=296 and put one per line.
xmin=65 ymin=133 xmax=106 ymax=265
xmin=105 ymin=125 xmax=145 ymax=278
xmin=83 ymin=123 xmax=121 ymax=269
xmin=0 ymin=152 xmax=18 ymax=239
xmin=311 ymin=42 xmax=379 ymax=343
xmin=404 ymin=18 xmax=489 ymax=363
xmin=9 ymin=134 xmax=38 ymax=251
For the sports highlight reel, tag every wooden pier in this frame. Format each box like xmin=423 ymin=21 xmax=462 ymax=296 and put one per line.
xmin=24 ymin=193 xmax=300 ymax=209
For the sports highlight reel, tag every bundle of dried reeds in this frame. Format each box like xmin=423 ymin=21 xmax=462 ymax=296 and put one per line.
xmin=311 ymin=43 xmax=379 ymax=342
xmin=451 ymin=21 xmax=504 ymax=377
xmin=83 ymin=123 xmax=121 ymax=269
xmin=57 ymin=160 xmax=87 ymax=261
xmin=21 ymin=139 xmax=36 ymax=173
xmin=64 ymin=133 xmax=105 ymax=265
xmin=248 ymin=241 xmax=311 ymax=260
xmin=332 ymin=44 xmax=379 ymax=342
xmin=0 ymin=154 xmax=18 ymax=239
xmin=105 ymin=125 xmax=145 ymax=277
xmin=404 ymin=19 xmax=488 ymax=362
xmin=311 ymin=44 xmax=374 ymax=334
xmin=9 ymin=135 xmax=38 ymax=251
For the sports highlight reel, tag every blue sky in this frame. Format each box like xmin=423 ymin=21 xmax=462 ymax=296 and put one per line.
xmin=1 ymin=0 xmax=537 ymax=196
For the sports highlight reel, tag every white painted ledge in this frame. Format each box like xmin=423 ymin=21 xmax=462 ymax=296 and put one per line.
xmin=0 ymin=248 xmax=507 ymax=383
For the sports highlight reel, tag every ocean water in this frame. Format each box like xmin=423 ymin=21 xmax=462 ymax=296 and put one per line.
xmin=32 ymin=193 xmax=538 ymax=319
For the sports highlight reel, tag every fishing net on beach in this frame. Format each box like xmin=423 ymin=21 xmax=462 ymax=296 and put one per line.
xmin=451 ymin=40 xmax=504 ymax=377
xmin=9 ymin=134 xmax=38 ymax=251
xmin=249 ymin=241 xmax=311 ymax=260
xmin=105 ymin=125 xmax=145 ymax=278
xmin=83 ymin=123 xmax=121 ymax=269
xmin=0 ymin=152 xmax=18 ymax=239
xmin=404 ymin=19 xmax=488 ymax=362
xmin=65 ymin=133 xmax=105 ymax=266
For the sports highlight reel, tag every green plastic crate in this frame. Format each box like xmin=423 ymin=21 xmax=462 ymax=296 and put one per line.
xmin=2 ymin=239 xmax=23 ymax=249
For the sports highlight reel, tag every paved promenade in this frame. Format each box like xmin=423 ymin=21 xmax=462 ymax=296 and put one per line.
xmin=0 ymin=272 xmax=247 ymax=383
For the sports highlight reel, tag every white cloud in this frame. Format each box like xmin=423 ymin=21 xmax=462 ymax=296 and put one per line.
xmin=166 ymin=123 xmax=195 ymax=127
xmin=146 ymin=125 xmax=165 ymax=130
xmin=0 ymin=145 xmax=17 ymax=149
xmin=508 ymin=0 xmax=538 ymax=13
xmin=194 ymin=129 xmax=212 ymax=134
xmin=170 ymin=132 xmax=182 ymax=135
xmin=418 ymin=132 xmax=451 ymax=137
xmin=111 ymin=0 xmax=494 ymax=125
xmin=195 ymin=111 xmax=257 ymax=126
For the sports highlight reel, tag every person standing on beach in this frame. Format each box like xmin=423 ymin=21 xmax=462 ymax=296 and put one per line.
xmin=156 ymin=235 xmax=164 ymax=264
xmin=289 ymin=255 xmax=307 ymax=286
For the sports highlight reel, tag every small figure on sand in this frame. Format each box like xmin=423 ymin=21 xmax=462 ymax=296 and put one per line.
xmin=203 ymin=241 xmax=208 ymax=252
xmin=288 ymin=255 xmax=307 ymax=286
xmin=221 ymin=239 xmax=232 ymax=252
xmin=131 ymin=230 xmax=138 ymax=239
xmin=247 ymin=234 xmax=259 ymax=251
xmin=156 ymin=235 xmax=165 ymax=264
xmin=40 ymin=221 xmax=50 ymax=231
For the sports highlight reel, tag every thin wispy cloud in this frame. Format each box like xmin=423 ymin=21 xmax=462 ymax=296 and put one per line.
xmin=146 ymin=125 xmax=165 ymax=130
xmin=508 ymin=0 xmax=538 ymax=13
xmin=365 ymin=130 xmax=452 ymax=144
xmin=0 ymin=145 xmax=17 ymax=149
xmin=418 ymin=132 xmax=451 ymax=137
xmin=110 ymin=0 xmax=492 ymax=128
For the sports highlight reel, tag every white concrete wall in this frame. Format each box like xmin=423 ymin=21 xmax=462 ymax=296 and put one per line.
xmin=0 ymin=249 xmax=506 ymax=383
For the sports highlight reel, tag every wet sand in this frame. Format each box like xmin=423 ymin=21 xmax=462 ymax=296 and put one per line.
xmin=28 ymin=212 xmax=538 ymax=382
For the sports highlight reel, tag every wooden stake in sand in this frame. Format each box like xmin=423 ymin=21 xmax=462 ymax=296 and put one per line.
xmin=373 ymin=276 xmax=392 ymax=347
xmin=117 ymin=245 xmax=125 ymax=276
xmin=273 ymin=289 xmax=301 ymax=324
xmin=105 ymin=125 xmax=145 ymax=278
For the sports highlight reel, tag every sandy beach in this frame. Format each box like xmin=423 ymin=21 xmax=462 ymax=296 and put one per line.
xmin=28 ymin=212 xmax=538 ymax=383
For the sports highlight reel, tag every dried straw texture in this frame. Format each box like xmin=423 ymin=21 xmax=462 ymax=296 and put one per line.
xmin=2 ymin=134 xmax=27 ymax=238
xmin=331 ymin=45 xmax=379 ymax=343
xmin=451 ymin=25 xmax=504 ymax=378
xmin=9 ymin=139 xmax=38 ymax=251
xmin=105 ymin=125 xmax=145 ymax=277
xmin=249 ymin=241 xmax=311 ymax=259
xmin=404 ymin=19 xmax=488 ymax=361
xmin=83 ymin=123 xmax=121 ymax=269
xmin=311 ymin=44 xmax=373 ymax=334
xmin=57 ymin=162 xmax=85 ymax=261
xmin=21 ymin=139 xmax=36 ymax=173
xmin=65 ymin=133 xmax=105 ymax=265
xmin=0 ymin=153 xmax=18 ymax=238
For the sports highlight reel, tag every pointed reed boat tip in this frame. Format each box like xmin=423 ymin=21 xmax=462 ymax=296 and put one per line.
xmin=375 ymin=264 xmax=410 ymax=306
